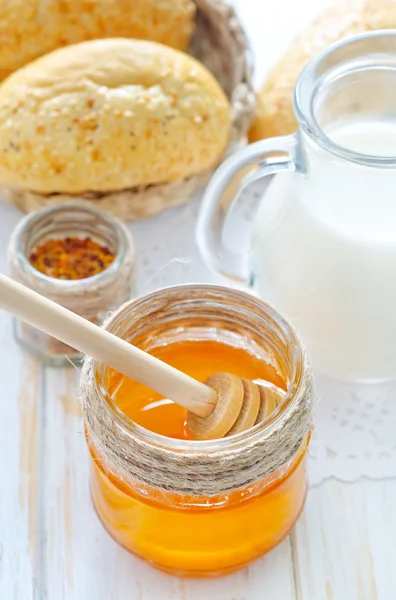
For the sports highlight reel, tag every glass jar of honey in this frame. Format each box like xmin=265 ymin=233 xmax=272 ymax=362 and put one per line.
xmin=8 ymin=203 xmax=135 ymax=366
xmin=81 ymin=285 xmax=313 ymax=577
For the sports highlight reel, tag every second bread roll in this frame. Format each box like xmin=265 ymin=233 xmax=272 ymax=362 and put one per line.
xmin=0 ymin=0 xmax=196 ymax=81
xmin=249 ymin=0 xmax=395 ymax=142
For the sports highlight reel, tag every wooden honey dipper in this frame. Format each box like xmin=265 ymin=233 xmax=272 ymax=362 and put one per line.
xmin=0 ymin=274 xmax=282 ymax=440
xmin=187 ymin=374 xmax=280 ymax=439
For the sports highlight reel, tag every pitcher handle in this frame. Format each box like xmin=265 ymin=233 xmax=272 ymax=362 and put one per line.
xmin=197 ymin=134 xmax=299 ymax=283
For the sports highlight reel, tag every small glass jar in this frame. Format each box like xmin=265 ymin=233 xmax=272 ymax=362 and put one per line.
xmin=8 ymin=203 xmax=135 ymax=366
xmin=81 ymin=285 xmax=313 ymax=577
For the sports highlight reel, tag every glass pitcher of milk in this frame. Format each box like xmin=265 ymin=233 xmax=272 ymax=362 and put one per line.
xmin=198 ymin=31 xmax=396 ymax=385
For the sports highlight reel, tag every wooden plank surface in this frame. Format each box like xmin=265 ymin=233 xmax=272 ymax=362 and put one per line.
xmin=0 ymin=203 xmax=43 ymax=600
xmin=292 ymin=479 xmax=396 ymax=600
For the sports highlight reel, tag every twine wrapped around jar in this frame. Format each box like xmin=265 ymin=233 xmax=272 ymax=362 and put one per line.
xmin=80 ymin=287 xmax=314 ymax=497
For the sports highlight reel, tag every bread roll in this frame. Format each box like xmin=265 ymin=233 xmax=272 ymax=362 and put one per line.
xmin=0 ymin=0 xmax=195 ymax=82
xmin=249 ymin=0 xmax=394 ymax=142
xmin=0 ymin=38 xmax=230 ymax=195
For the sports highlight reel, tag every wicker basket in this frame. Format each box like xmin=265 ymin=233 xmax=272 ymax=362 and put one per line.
xmin=1 ymin=0 xmax=255 ymax=221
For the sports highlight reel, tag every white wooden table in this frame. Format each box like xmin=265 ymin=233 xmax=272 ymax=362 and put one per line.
xmin=1 ymin=2 xmax=396 ymax=598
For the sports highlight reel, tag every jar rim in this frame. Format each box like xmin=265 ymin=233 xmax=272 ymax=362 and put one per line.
xmin=9 ymin=202 xmax=133 ymax=290
xmin=93 ymin=284 xmax=307 ymax=454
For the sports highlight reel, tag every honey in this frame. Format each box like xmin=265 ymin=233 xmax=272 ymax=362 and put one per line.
xmin=89 ymin=338 xmax=309 ymax=576
xmin=108 ymin=340 xmax=286 ymax=439
xmin=90 ymin=443 xmax=307 ymax=576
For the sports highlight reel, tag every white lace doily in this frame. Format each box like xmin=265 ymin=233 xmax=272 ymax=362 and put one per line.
xmin=127 ymin=185 xmax=396 ymax=487
xmin=309 ymin=375 xmax=396 ymax=486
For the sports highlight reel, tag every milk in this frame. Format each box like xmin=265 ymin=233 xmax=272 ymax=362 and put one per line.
xmin=252 ymin=120 xmax=396 ymax=382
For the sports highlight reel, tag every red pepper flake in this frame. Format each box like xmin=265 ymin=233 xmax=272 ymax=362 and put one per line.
xmin=29 ymin=236 xmax=116 ymax=280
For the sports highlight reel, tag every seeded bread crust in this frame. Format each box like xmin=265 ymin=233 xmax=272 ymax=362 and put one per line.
xmin=0 ymin=38 xmax=230 ymax=194
xmin=0 ymin=0 xmax=196 ymax=81
xmin=248 ymin=0 xmax=391 ymax=142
